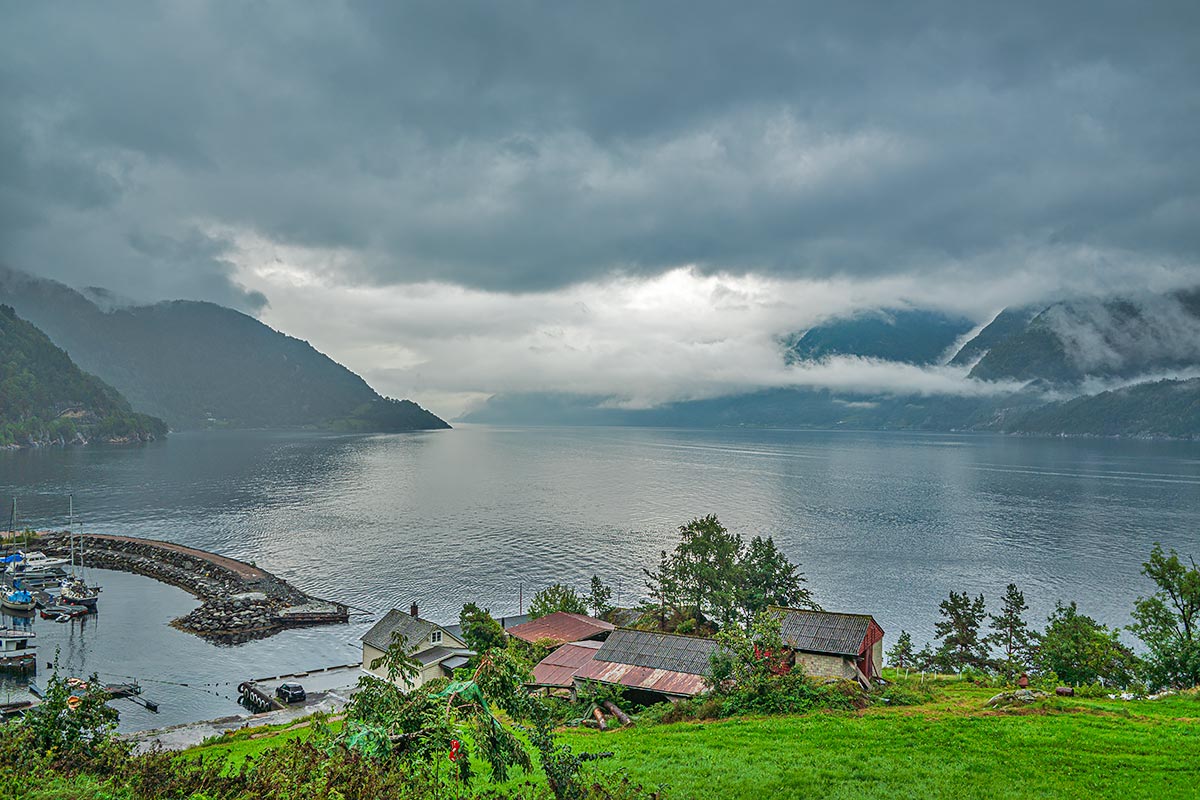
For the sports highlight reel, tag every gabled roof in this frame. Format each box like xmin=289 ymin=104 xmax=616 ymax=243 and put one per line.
xmin=361 ymin=609 xmax=439 ymax=653
xmin=573 ymin=629 xmax=717 ymax=697
xmin=506 ymin=611 xmax=615 ymax=645
xmin=773 ymin=607 xmax=881 ymax=657
xmin=593 ymin=628 xmax=717 ymax=676
xmin=530 ymin=640 xmax=604 ymax=688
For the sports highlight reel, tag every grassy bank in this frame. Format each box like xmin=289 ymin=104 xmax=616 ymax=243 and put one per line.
xmin=177 ymin=678 xmax=1200 ymax=799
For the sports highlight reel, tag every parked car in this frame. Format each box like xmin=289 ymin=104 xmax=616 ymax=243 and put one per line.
xmin=275 ymin=682 xmax=306 ymax=703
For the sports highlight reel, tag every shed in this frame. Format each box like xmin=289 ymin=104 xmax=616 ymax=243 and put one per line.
xmin=773 ymin=607 xmax=884 ymax=686
xmin=572 ymin=628 xmax=718 ymax=700
xmin=506 ymin=611 xmax=614 ymax=646
xmin=530 ymin=639 xmax=604 ymax=691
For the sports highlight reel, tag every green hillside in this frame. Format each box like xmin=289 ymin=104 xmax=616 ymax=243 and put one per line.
xmin=1005 ymin=378 xmax=1200 ymax=438
xmin=0 ymin=266 xmax=448 ymax=432
xmin=0 ymin=304 xmax=166 ymax=447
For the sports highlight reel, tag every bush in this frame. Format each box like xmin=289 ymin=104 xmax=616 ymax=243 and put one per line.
xmin=874 ymin=682 xmax=937 ymax=707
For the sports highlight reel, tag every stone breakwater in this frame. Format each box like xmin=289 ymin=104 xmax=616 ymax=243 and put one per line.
xmin=38 ymin=532 xmax=347 ymax=643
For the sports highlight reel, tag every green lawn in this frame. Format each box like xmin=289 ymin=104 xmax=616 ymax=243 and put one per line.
xmin=184 ymin=681 xmax=1200 ymax=799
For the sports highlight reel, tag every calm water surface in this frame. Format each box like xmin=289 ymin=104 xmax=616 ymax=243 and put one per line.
xmin=2 ymin=425 xmax=1198 ymax=729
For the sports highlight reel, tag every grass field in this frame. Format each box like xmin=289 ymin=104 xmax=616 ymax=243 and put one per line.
xmin=180 ymin=678 xmax=1200 ymax=799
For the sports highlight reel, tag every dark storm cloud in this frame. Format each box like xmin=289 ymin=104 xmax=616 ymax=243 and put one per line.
xmin=2 ymin=1 xmax=1198 ymax=302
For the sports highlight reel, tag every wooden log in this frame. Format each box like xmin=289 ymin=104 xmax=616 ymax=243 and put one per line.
xmin=602 ymin=700 xmax=631 ymax=726
xmin=591 ymin=706 xmax=608 ymax=731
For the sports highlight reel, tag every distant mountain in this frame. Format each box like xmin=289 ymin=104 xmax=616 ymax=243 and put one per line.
xmin=0 ymin=266 xmax=449 ymax=432
xmin=948 ymin=305 xmax=1041 ymax=367
xmin=1004 ymin=378 xmax=1200 ymax=439
xmin=0 ymin=304 xmax=167 ymax=447
xmin=786 ymin=309 xmax=975 ymax=365
xmin=969 ymin=290 xmax=1200 ymax=384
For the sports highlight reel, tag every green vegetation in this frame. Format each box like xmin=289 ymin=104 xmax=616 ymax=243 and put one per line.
xmin=0 ymin=304 xmax=167 ymax=447
xmin=529 ymin=584 xmax=589 ymax=619
xmin=642 ymin=515 xmax=814 ymax=631
xmin=1130 ymin=544 xmax=1200 ymax=687
xmin=1004 ymin=377 xmax=1200 ymax=438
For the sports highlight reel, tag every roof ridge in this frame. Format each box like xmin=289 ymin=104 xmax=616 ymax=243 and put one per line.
xmin=612 ymin=627 xmax=713 ymax=640
xmin=770 ymin=605 xmax=875 ymax=619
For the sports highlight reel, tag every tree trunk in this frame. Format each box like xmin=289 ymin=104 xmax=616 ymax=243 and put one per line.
xmin=602 ymin=700 xmax=631 ymax=726
xmin=591 ymin=706 xmax=608 ymax=731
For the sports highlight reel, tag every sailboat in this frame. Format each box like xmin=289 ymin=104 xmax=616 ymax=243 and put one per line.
xmin=1 ymin=580 xmax=35 ymax=613
xmin=58 ymin=496 xmax=100 ymax=611
xmin=3 ymin=500 xmax=68 ymax=579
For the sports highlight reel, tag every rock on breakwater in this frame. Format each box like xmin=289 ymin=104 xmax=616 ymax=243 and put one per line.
xmin=38 ymin=532 xmax=348 ymax=643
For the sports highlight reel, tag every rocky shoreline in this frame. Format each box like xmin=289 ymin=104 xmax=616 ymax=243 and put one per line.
xmin=37 ymin=532 xmax=347 ymax=643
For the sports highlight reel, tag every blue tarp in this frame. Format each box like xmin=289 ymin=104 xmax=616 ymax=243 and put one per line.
xmin=1 ymin=554 xmax=23 ymax=563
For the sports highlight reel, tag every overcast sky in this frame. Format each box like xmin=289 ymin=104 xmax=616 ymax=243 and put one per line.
xmin=3 ymin=2 xmax=1198 ymax=416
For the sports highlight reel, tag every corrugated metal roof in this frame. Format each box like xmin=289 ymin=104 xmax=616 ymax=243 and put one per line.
xmin=361 ymin=609 xmax=437 ymax=653
xmin=530 ymin=640 xmax=604 ymax=688
xmin=507 ymin=612 xmax=615 ymax=645
xmin=573 ymin=658 xmax=709 ymax=697
xmin=593 ymin=628 xmax=718 ymax=676
xmin=774 ymin=607 xmax=880 ymax=657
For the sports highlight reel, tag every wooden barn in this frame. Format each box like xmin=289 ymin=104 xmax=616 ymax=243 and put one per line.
xmin=774 ymin=607 xmax=884 ymax=687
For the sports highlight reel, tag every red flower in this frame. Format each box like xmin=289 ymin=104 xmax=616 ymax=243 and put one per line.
xmin=449 ymin=739 xmax=461 ymax=762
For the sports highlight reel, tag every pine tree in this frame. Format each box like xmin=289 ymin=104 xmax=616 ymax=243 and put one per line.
xmin=588 ymin=574 xmax=614 ymax=619
xmin=933 ymin=591 xmax=991 ymax=672
xmin=985 ymin=583 xmax=1037 ymax=680
xmin=886 ymin=630 xmax=916 ymax=669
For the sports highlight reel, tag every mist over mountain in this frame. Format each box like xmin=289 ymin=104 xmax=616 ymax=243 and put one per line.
xmin=970 ymin=290 xmax=1200 ymax=384
xmin=0 ymin=266 xmax=449 ymax=432
xmin=467 ymin=287 xmax=1200 ymax=439
xmin=785 ymin=309 xmax=975 ymax=366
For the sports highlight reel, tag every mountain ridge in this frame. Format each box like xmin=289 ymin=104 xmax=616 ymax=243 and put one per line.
xmin=0 ymin=266 xmax=449 ymax=433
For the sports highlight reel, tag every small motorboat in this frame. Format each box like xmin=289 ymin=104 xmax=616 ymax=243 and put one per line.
xmin=40 ymin=604 xmax=88 ymax=621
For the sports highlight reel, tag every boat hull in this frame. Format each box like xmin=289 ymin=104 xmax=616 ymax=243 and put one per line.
xmin=1 ymin=599 xmax=36 ymax=612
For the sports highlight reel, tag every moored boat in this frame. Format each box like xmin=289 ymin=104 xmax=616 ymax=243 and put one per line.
xmin=0 ymin=627 xmax=36 ymax=673
xmin=1 ymin=584 xmax=35 ymax=612
xmin=40 ymin=603 xmax=88 ymax=620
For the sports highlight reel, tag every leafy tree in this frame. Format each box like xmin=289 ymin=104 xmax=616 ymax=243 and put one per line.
xmin=709 ymin=609 xmax=793 ymax=690
xmin=529 ymin=583 xmax=587 ymax=618
xmin=587 ymin=574 xmax=613 ymax=618
xmin=1129 ymin=544 xmax=1200 ymax=688
xmin=366 ymin=630 xmax=422 ymax=687
xmin=643 ymin=515 xmax=816 ymax=631
xmin=933 ymin=591 xmax=991 ymax=672
xmin=1036 ymin=602 xmax=1139 ymax=687
xmin=460 ymin=602 xmax=507 ymax=658
xmin=914 ymin=641 xmax=937 ymax=672
xmin=985 ymin=583 xmax=1038 ymax=680
xmin=22 ymin=669 xmax=120 ymax=758
xmin=886 ymin=630 xmax=916 ymax=669
xmin=740 ymin=535 xmax=817 ymax=624
xmin=672 ymin=515 xmax=744 ymax=627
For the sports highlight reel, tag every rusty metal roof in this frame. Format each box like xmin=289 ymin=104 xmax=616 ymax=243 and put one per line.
xmin=774 ymin=607 xmax=881 ymax=657
xmin=573 ymin=656 xmax=710 ymax=697
xmin=593 ymin=628 xmax=718 ymax=676
xmin=506 ymin=611 xmax=615 ymax=645
xmin=530 ymin=640 xmax=604 ymax=688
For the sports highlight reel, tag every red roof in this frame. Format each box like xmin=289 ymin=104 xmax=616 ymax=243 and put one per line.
xmin=506 ymin=611 xmax=615 ymax=645
xmin=530 ymin=640 xmax=604 ymax=688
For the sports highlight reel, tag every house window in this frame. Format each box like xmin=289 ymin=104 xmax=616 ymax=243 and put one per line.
xmin=431 ymin=630 xmax=442 ymax=645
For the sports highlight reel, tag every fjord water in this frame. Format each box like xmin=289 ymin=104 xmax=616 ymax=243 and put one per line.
xmin=2 ymin=426 xmax=1198 ymax=730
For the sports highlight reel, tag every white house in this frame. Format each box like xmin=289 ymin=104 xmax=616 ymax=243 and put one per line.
xmin=360 ymin=603 xmax=473 ymax=690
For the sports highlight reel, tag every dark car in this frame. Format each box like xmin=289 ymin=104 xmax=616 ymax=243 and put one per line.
xmin=275 ymin=683 xmax=306 ymax=703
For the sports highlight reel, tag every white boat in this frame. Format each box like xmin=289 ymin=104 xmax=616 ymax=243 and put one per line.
xmin=58 ymin=578 xmax=99 ymax=609
xmin=0 ymin=627 xmax=36 ymax=672
xmin=1 ymin=584 xmax=35 ymax=612
xmin=5 ymin=552 xmax=69 ymax=573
